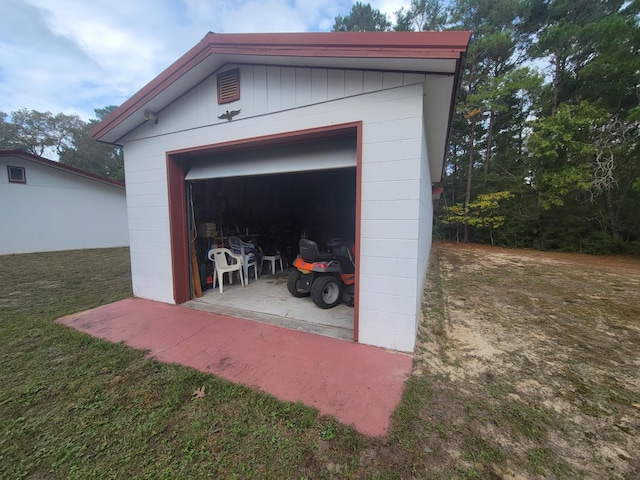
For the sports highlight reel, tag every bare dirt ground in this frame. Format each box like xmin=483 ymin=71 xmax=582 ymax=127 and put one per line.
xmin=412 ymin=242 xmax=640 ymax=479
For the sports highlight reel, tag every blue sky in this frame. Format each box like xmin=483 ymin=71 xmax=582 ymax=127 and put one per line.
xmin=1 ymin=0 xmax=406 ymax=121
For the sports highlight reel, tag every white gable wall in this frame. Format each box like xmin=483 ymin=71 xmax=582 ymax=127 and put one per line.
xmin=416 ymin=111 xmax=434 ymax=335
xmin=122 ymin=70 xmax=437 ymax=351
xmin=0 ymin=156 xmax=129 ymax=255
xmin=128 ymin=65 xmax=427 ymax=141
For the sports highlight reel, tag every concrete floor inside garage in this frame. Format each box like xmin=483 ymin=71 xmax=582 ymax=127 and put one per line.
xmin=184 ymin=268 xmax=355 ymax=341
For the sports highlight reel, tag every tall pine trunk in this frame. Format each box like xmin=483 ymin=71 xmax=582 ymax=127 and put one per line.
xmin=464 ymin=118 xmax=476 ymax=243
xmin=551 ymin=55 xmax=564 ymax=116
xmin=483 ymin=110 xmax=495 ymax=183
xmin=606 ymin=188 xmax=619 ymax=243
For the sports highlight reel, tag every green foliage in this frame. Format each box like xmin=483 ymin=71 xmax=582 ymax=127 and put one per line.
xmin=528 ymin=101 xmax=638 ymax=216
xmin=5 ymin=0 xmax=640 ymax=254
xmin=442 ymin=191 xmax=514 ymax=244
xmin=394 ymin=0 xmax=450 ymax=31
xmin=332 ymin=2 xmax=391 ymax=31
xmin=58 ymin=121 xmax=124 ymax=180
xmin=432 ymin=0 xmax=640 ymax=255
xmin=578 ymin=14 xmax=640 ymax=112
xmin=442 ymin=191 xmax=513 ymax=228
xmin=526 ymin=101 xmax=603 ymax=209
xmin=0 ymin=107 xmax=124 ymax=181
xmin=0 ymin=108 xmax=83 ymax=157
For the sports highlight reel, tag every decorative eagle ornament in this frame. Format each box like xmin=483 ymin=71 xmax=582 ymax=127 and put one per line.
xmin=218 ymin=109 xmax=241 ymax=121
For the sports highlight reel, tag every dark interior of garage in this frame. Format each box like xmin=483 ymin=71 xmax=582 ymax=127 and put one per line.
xmin=189 ymin=167 xmax=356 ymax=270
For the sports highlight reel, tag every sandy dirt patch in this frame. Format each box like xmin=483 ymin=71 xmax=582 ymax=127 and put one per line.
xmin=412 ymin=243 xmax=640 ymax=479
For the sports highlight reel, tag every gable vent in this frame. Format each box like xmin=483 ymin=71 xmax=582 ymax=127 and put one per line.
xmin=217 ymin=69 xmax=240 ymax=104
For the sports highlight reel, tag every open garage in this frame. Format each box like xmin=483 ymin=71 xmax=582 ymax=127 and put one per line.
xmin=184 ymin=135 xmax=358 ymax=339
xmin=91 ymin=31 xmax=470 ymax=351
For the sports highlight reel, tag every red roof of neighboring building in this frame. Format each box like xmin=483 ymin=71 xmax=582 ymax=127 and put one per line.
xmin=91 ymin=31 xmax=471 ymax=144
xmin=0 ymin=150 xmax=125 ymax=189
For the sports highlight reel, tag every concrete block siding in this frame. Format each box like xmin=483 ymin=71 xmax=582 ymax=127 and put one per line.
xmin=122 ymin=67 xmax=433 ymax=351
xmin=0 ymin=155 xmax=129 ymax=255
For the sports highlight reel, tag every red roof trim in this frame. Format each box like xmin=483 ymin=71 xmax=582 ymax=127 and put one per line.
xmin=205 ymin=31 xmax=471 ymax=50
xmin=91 ymin=31 xmax=471 ymax=141
xmin=204 ymin=31 xmax=470 ymax=59
xmin=0 ymin=150 xmax=125 ymax=189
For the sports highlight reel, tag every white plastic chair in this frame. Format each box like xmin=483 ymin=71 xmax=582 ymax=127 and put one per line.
xmin=245 ymin=255 xmax=258 ymax=283
xmin=261 ymin=253 xmax=283 ymax=275
xmin=208 ymin=248 xmax=244 ymax=293
xmin=228 ymin=236 xmax=258 ymax=283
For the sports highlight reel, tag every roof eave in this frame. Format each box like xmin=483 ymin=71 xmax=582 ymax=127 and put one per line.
xmin=91 ymin=31 xmax=471 ymax=144
xmin=0 ymin=149 xmax=125 ymax=188
xmin=438 ymin=48 xmax=468 ymax=184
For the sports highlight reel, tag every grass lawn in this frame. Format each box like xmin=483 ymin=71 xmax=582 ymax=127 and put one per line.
xmin=1 ymin=245 xmax=638 ymax=479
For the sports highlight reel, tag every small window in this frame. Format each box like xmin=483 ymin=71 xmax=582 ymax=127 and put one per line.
xmin=7 ymin=166 xmax=26 ymax=184
xmin=217 ymin=69 xmax=240 ymax=104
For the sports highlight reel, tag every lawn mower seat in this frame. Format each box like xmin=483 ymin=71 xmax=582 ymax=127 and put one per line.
xmin=299 ymin=239 xmax=333 ymax=262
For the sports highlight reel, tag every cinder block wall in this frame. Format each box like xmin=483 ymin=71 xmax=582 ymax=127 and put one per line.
xmin=122 ymin=69 xmax=431 ymax=351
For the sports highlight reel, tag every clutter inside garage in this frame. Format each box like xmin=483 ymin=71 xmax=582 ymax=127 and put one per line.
xmin=188 ymin=167 xmax=356 ymax=293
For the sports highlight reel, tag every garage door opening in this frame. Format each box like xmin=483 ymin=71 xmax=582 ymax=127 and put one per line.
xmin=167 ymin=125 xmax=362 ymax=341
xmin=190 ymin=168 xmax=356 ymax=258
xmin=187 ymin=167 xmax=356 ymax=339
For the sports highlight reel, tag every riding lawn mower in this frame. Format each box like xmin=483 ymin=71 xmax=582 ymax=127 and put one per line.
xmin=287 ymin=238 xmax=355 ymax=309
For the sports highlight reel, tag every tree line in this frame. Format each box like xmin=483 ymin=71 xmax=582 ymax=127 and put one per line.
xmin=2 ymin=1 xmax=638 ymax=255
xmin=335 ymin=0 xmax=640 ymax=255
xmin=0 ymin=106 xmax=123 ymax=181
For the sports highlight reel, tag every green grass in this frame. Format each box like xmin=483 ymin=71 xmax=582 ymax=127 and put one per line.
xmin=0 ymin=248 xmax=377 ymax=479
xmin=1 ymin=246 xmax=637 ymax=479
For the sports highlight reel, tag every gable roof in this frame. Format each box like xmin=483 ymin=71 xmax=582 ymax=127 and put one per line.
xmin=91 ymin=31 xmax=471 ymax=145
xmin=0 ymin=150 xmax=125 ymax=189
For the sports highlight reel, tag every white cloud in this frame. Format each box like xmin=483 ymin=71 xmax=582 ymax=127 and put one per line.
xmin=371 ymin=0 xmax=407 ymax=19
xmin=0 ymin=0 xmax=411 ymax=121
xmin=182 ymin=0 xmax=347 ymax=33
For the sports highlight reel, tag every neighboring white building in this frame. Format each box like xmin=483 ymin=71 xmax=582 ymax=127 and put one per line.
xmin=0 ymin=150 xmax=129 ymax=254
xmin=91 ymin=31 xmax=470 ymax=352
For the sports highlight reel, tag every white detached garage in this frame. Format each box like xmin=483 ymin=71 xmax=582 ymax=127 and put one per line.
xmin=91 ymin=31 xmax=470 ymax=352
xmin=0 ymin=150 xmax=128 ymax=255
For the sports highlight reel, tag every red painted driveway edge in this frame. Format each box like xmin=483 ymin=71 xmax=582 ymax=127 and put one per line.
xmin=56 ymin=297 xmax=413 ymax=437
